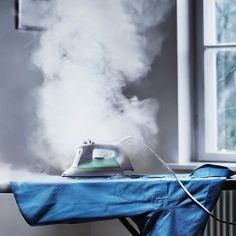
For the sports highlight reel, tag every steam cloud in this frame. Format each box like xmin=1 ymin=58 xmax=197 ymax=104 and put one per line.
xmin=30 ymin=0 xmax=172 ymax=170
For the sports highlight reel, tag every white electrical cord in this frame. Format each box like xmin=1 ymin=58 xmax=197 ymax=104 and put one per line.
xmin=118 ymin=136 xmax=236 ymax=226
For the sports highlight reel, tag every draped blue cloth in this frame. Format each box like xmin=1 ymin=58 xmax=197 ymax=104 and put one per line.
xmin=11 ymin=165 xmax=232 ymax=236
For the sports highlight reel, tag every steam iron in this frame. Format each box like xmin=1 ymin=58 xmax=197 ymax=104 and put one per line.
xmin=62 ymin=140 xmax=134 ymax=177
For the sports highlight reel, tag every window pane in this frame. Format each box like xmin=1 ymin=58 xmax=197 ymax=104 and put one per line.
xmin=205 ymin=49 xmax=236 ymax=153
xmin=217 ymin=50 xmax=236 ymax=151
xmin=216 ymin=0 xmax=236 ymax=43
xmin=204 ymin=0 xmax=236 ymax=44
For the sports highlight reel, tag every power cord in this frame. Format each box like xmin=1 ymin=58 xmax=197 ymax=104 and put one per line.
xmin=118 ymin=136 xmax=236 ymax=226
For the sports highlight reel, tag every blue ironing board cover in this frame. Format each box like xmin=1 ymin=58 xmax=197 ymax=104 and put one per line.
xmin=10 ymin=164 xmax=233 ymax=236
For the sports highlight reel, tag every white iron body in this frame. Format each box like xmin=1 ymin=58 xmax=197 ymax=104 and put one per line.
xmin=62 ymin=140 xmax=134 ymax=177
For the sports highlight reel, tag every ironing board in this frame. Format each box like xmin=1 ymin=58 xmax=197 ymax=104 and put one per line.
xmin=8 ymin=165 xmax=233 ymax=236
xmin=0 ymin=165 xmax=233 ymax=236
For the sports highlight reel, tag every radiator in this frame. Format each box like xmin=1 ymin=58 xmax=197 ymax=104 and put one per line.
xmin=204 ymin=190 xmax=236 ymax=236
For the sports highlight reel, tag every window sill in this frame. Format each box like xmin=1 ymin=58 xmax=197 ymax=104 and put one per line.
xmin=168 ymin=162 xmax=236 ymax=171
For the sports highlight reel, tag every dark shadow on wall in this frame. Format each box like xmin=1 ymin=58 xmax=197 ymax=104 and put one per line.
xmin=124 ymin=2 xmax=178 ymax=166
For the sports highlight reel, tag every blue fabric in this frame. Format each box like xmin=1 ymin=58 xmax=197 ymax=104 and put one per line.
xmin=11 ymin=165 xmax=230 ymax=236
xmin=190 ymin=164 xmax=233 ymax=178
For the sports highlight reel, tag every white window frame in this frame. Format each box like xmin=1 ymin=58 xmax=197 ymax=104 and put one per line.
xmin=196 ymin=0 xmax=236 ymax=162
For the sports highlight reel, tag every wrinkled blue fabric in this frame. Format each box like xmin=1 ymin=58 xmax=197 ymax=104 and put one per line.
xmin=10 ymin=165 xmax=230 ymax=236
xmin=190 ymin=164 xmax=233 ymax=178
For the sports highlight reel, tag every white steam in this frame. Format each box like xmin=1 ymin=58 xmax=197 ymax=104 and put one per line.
xmin=31 ymin=0 xmax=172 ymax=170
xmin=0 ymin=162 xmax=46 ymax=182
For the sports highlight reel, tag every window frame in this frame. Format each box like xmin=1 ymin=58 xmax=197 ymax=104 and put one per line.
xmin=196 ymin=0 xmax=236 ymax=162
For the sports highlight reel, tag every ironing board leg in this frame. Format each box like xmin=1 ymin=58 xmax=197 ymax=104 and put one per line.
xmin=118 ymin=218 xmax=140 ymax=236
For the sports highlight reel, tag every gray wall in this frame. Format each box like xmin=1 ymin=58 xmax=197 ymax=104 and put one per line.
xmin=0 ymin=0 xmax=178 ymax=235
xmin=0 ymin=0 xmax=42 ymax=168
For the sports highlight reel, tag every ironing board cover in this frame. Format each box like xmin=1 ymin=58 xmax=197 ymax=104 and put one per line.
xmin=11 ymin=164 xmax=232 ymax=236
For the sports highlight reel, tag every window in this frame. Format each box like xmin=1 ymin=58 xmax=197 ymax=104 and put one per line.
xmin=197 ymin=0 xmax=236 ymax=161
